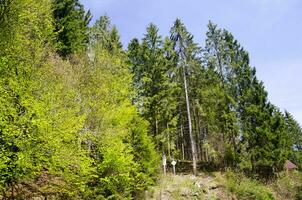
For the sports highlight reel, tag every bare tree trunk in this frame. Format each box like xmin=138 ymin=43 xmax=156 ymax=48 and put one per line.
xmin=155 ymin=117 xmax=158 ymax=136
xmin=155 ymin=117 xmax=159 ymax=150
xmin=167 ymin=123 xmax=171 ymax=158
xmin=194 ymin=106 xmax=201 ymax=161
xmin=10 ymin=185 xmax=14 ymax=200
xmin=180 ymin=124 xmax=185 ymax=160
xmin=205 ymin=147 xmax=209 ymax=162
xmin=183 ymin=68 xmax=197 ymax=175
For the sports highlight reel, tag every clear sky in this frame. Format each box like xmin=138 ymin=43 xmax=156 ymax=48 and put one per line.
xmin=80 ymin=0 xmax=302 ymax=124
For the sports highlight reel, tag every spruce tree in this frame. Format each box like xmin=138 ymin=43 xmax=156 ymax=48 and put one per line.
xmin=128 ymin=23 xmax=178 ymax=156
xmin=204 ymin=22 xmax=240 ymax=167
xmin=170 ymin=18 xmax=201 ymax=175
xmin=90 ymin=15 xmax=122 ymax=54
xmin=285 ymin=111 xmax=302 ymax=167
xmin=52 ymin=0 xmax=91 ymax=57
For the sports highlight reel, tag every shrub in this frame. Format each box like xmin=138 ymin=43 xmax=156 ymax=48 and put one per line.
xmin=272 ymin=171 xmax=302 ymax=200
xmin=225 ymin=171 xmax=275 ymax=200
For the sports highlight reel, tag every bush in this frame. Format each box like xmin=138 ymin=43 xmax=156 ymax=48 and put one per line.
xmin=272 ymin=171 xmax=302 ymax=200
xmin=225 ymin=171 xmax=275 ymax=200
xmin=297 ymin=189 xmax=302 ymax=200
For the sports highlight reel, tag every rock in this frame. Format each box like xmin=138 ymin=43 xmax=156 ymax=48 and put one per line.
xmin=194 ymin=180 xmax=202 ymax=188
xmin=189 ymin=175 xmax=196 ymax=180
xmin=180 ymin=188 xmax=191 ymax=196
xmin=192 ymin=192 xmax=199 ymax=196
xmin=31 ymin=197 xmax=45 ymax=200
xmin=209 ymin=184 xmax=224 ymax=190
xmin=194 ymin=180 xmax=210 ymax=194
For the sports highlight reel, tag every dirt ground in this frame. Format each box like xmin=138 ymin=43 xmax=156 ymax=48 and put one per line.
xmin=146 ymin=173 xmax=233 ymax=200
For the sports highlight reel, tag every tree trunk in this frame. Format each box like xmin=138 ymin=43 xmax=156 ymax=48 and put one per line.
xmin=180 ymin=123 xmax=185 ymax=160
xmin=183 ymin=67 xmax=197 ymax=175
xmin=155 ymin=117 xmax=158 ymax=136
xmin=205 ymin=147 xmax=209 ymax=162
xmin=167 ymin=123 xmax=171 ymax=158
xmin=194 ymin=106 xmax=201 ymax=161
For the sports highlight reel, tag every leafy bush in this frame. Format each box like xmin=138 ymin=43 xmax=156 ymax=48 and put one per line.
xmin=297 ymin=189 xmax=302 ymax=200
xmin=271 ymin=171 xmax=302 ymax=200
xmin=225 ymin=171 xmax=275 ymax=200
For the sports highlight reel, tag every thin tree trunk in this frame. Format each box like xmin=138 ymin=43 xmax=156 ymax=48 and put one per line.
xmin=183 ymin=67 xmax=197 ymax=175
xmin=167 ymin=123 xmax=171 ymax=158
xmin=194 ymin=106 xmax=202 ymax=161
xmin=155 ymin=117 xmax=158 ymax=136
xmin=11 ymin=185 xmax=14 ymax=200
xmin=155 ymin=117 xmax=159 ymax=150
xmin=205 ymin=147 xmax=209 ymax=162
xmin=181 ymin=124 xmax=185 ymax=160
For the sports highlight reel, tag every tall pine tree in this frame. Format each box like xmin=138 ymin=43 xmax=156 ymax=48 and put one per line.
xmin=170 ymin=19 xmax=201 ymax=175
xmin=52 ymin=0 xmax=91 ymax=57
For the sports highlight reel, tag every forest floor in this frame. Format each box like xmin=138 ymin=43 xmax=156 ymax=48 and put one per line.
xmin=146 ymin=172 xmax=233 ymax=200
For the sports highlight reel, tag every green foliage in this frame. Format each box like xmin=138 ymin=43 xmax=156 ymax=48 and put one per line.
xmin=90 ymin=15 xmax=123 ymax=54
xmin=128 ymin=116 xmax=159 ymax=192
xmin=32 ymin=57 xmax=94 ymax=198
xmin=285 ymin=111 xmax=302 ymax=168
xmin=0 ymin=3 xmax=157 ymax=199
xmin=52 ymin=0 xmax=91 ymax=57
xmin=272 ymin=171 xmax=302 ymax=200
xmin=169 ymin=19 xmax=201 ymax=174
xmin=128 ymin=18 xmax=301 ymax=179
xmin=128 ymin=23 xmax=178 ymax=155
xmin=203 ymin=22 xmax=296 ymax=176
xmin=0 ymin=0 xmax=57 ymax=193
xmin=225 ymin=171 xmax=275 ymax=200
xmin=78 ymin=38 xmax=158 ymax=198
xmin=1 ymin=0 xmax=301 ymax=198
xmin=79 ymin=50 xmax=137 ymax=199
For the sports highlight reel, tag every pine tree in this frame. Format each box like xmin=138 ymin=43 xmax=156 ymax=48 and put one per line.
xmin=128 ymin=23 xmax=178 ymax=157
xmin=285 ymin=111 xmax=302 ymax=151
xmin=170 ymin=18 xmax=201 ymax=175
xmin=52 ymin=0 xmax=91 ymax=57
xmin=204 ymin=22 xmax=240 ymax=167
xmin=90 ymin=15 xmax=123 ymax=54
xmin=284 ymin=111 xmax=302 ymax=167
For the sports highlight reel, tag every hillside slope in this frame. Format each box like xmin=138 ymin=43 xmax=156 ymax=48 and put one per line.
xmin=147 ymin=171 xmax=302 ymax=200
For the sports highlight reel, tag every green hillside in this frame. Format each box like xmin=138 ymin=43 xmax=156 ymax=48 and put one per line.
xmin=0 ymin=0 xmax=301 ymax=199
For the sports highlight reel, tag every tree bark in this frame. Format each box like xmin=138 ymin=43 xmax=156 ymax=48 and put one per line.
xmin=167 ymin=123 xmax=171 ymax=158
xmin=180 ymin=123 xmax=185 ymax=160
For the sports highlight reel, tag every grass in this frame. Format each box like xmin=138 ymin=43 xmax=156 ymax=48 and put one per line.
xmin=147 ymin=170 xmax=302 ymax=200
xmin=270 ymin=171 xmax=302 ymax=200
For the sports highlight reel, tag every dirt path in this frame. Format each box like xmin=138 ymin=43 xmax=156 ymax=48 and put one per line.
xmin=147 ymin=173 xmax=231 ymax=200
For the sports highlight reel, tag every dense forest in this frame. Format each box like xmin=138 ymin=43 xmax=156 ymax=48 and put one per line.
xmin=0 ymin=0 xmax=301 ymax=199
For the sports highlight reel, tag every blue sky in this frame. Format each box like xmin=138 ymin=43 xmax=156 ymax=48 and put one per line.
xmin=80 ymin=0 xmax=302 ymax=124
